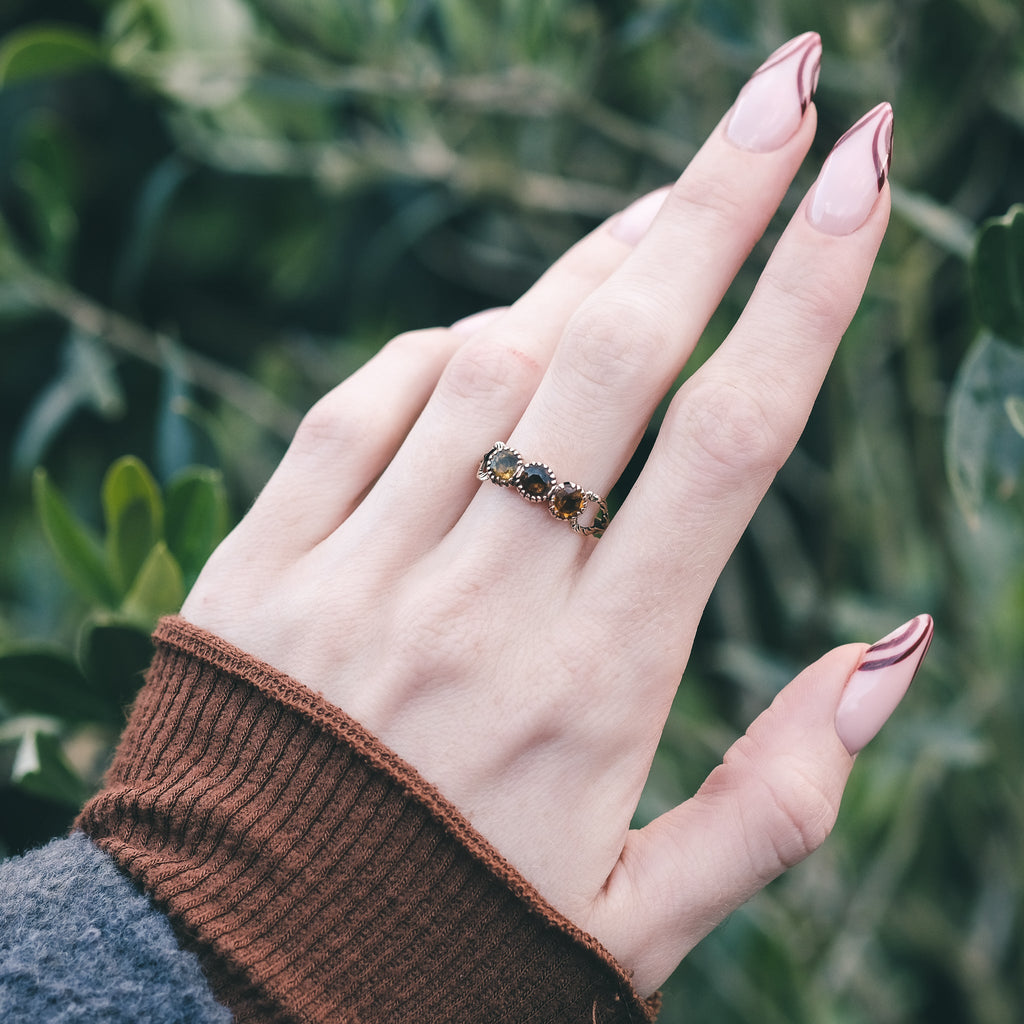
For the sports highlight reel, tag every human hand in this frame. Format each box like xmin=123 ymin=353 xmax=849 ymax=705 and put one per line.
xmin=181 ymin=32 xmax=932 ymax=997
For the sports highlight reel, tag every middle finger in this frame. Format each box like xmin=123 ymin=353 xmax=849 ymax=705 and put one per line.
xmin=483 ymin=32 xmax=823 ymax=540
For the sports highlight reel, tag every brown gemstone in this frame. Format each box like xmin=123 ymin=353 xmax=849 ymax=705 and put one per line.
xmin=550 ymin=483 xmax=586 ymax=520
xmin=518 ymin=463 xmax=553 ymax=498
xmin=488 ymin=448 xmax=521 ymax=483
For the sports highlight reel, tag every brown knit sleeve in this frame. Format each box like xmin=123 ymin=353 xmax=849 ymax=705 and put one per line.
xmin=77 ymin=616 xmax=659 ymax=1024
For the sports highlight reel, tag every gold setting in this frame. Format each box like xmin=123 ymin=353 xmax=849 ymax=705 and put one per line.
xmin=476 ymin=442 xmax=610 ymax=537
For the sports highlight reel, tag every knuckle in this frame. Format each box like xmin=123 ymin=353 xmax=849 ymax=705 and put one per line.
xmin=669 ymin=376 xmax=788 ymax=484
xmin=757 ymin=264 xmax=852 ymax=340
xmin=439 ymin=335 xmax=542 ymax=406
xmin=290 ymin=389 xmax=367 ymax=456
xmin=559 ymin=294 xmax=672 ymax=397
xmin=723 ymin=738 xmax=840 ymax=879
xmin=754 ymin=755 xmax=840 ymax=871
xmin=665 ymin=171 xmax=747 ymax=234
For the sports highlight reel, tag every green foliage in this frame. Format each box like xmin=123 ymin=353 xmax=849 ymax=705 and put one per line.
xmin=946 ymin=207 xmax=1024 ymax=525
xmin=972 ymin=205 xmax=1024 ymax=341
xmin=0 ymin=26 xmax=103 ymax=86
xmin=1 ymin=0 xmax=1024 ymax=1020
xmin=0 ymin=457 xmax=228 ymax=845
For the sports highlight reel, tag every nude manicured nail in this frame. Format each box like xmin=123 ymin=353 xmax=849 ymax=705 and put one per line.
xmin=807 ymin=102 xmax=893 ymax=236
xmin=726 ymin=32 xmax=821 ymax=152
xmin=609 ymin=186 xmax=671 ymax=245
xmin=835 ymin=614 xmax=933 ymax=755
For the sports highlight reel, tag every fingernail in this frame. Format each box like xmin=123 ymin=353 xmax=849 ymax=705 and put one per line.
xmin=726 ymin=31 xmax=821 ymax=152
xmin=835 ymin=614 xmax=934 ymax=755
xmin=807 ymin=101 xmax=893 ymax=236
xmin=608 ymin=186 xmax=671 ymax=245
xmin=450 ymin=307 xmax=507 ymax=335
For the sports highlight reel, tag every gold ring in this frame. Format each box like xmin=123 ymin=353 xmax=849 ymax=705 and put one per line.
xmin=476 ymin=442 xmax=610 ymax=537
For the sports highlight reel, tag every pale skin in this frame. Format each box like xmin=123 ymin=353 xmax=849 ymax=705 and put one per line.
xmin=182 ymin=88 xmax=892 ymax=996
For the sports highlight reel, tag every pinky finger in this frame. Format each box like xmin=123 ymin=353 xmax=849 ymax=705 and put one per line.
xmin=591 ymin=615 xmax=933 ymax=997
xmin=240 ymin=326 xmax=467 ymax=557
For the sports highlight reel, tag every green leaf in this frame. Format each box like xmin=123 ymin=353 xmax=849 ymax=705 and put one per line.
xmin=970 ymin=204 xmax=1024 ymax=341
xmin=0 ymin=649 xmax=115 ymax=724
xmin=946 ymin=332 xmax=1024 ymax=526
xmin=12 ymin=112 xmax=80 ymax=271
xmin=33 ymin=468 xmax=120 ymax=606
xmin=165 ymin=467 xmax=229 ymax=586
xmin=11 ymin=730 xmax=90 ymax=807
xmin=102 ymin=456 xmax=164 ymax=594
xmin=0 ymin=26 xmax=102 ymax=86
xmin=118 ymin=542 xmax=184 ymax=628
xmin=79 ymin=617 xmax=153 ymax=713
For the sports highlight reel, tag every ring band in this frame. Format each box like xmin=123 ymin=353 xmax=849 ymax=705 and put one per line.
xmin=476 ymin=442 xmax=610 ymax=537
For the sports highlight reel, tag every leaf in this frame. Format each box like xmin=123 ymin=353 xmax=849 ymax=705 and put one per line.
xmin=14 ymin=329 xmax=125 ymax=473
xmin=118 ymin=542 xmax=185 ymax=628
xmin=0 ymin=26 xmax=102 ymax=86
xmin=79 ymin=617 xmax=153 ymax=713
xmin=946 ymin=332 xmax=1024 ymax=525
xmin=12 ymin=112 xmax=80 ymax=271
xmin=11 ymin=730 xmax=90 ymax=808
xmin=970 ymin=204 xmax=1024 ymax=341
xmin=102 ymin=456 xmax=164 ymax=594
xmin=32 ymin=468 xmax=120 ymax=606
xmin=0 ymin=649 xmax=115 ymax=724
xmin=165 ymin=466 xmax=229 ymax=586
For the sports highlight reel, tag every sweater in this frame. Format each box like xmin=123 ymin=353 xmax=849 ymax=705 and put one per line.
xmin=0 ymin=831 xmax=232 ymax=1023
xmin=64 ymin=616 xmax=657 ymax=1023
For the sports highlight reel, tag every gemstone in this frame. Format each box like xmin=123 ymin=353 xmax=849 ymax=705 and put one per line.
xmin=550 ymin=483 xmax=586 ymax=519
xmin=488 ymin=448 xmax=520 ymax=483
xmin=518 ymin=463 xmax=553 ymax=499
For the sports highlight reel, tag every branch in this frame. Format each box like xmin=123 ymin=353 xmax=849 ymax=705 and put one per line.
xmin=17 ymin=268 xmax=302 ymax=441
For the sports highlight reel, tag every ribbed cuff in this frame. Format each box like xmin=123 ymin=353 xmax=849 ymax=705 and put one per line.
xmin=78 ymin=617 xmax=658 ymax=1024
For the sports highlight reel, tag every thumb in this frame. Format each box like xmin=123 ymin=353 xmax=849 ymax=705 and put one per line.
xmin=595 ymin=614 xmax=933 ymax=997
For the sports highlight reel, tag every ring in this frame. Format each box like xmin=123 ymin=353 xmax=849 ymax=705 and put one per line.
xmin=476 ymin=442 xmax=610 ymax=537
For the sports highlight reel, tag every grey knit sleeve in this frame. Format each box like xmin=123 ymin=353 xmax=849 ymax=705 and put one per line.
xmin=0 ymin=831 xmax=232 ymax=1024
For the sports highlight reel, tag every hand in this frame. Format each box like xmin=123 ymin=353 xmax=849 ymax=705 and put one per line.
xmin=182 ymin=34 xmax=930 ymax=997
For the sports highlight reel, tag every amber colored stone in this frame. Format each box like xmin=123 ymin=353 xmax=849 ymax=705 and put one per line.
xmin=519 ymin=463 xmax=553 ymax=498
xmin=550 ymin=483 xmax=586 ymax=519
xmin=488 ymin=448 xmax=520 ymax=483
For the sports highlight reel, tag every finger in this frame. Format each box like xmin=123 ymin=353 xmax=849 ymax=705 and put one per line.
xmin=333 ymin=187 xmax=671 ymax=549
xmin=590 ymin=615 xmax=932 ymax=996
xmin=591 ymin=104 xmax=893 ymax=656
xmin=492 ymin=33 xmax=822 ymax=517
xmin=238 ymin=326 xmax=466 ymax=556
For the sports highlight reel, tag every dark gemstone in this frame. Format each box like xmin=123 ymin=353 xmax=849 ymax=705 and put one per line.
xmin=488 ymin=448 xmax=520 ymax=483
xmin=550 ymin=483 xmax=586 ymax=519
xmin=519 ymin=463 xmax=553 ymax=498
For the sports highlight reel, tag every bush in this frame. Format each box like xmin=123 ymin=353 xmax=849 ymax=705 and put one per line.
xmin=2 ymin=1 xmax=1024 ymax=1021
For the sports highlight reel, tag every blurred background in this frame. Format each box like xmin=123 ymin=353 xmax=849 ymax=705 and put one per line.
xmin=1 ymin=0 xmax=1023 ymax=1021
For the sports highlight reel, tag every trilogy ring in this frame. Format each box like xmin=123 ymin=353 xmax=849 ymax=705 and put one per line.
xmin=476 ymin=442 xmax=610 ymax=538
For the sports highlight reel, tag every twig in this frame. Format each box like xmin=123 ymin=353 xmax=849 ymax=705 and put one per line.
xmin=17 ymin=268 xmax=302 ymax=441
xmin=171 ymin=116 xmax=634 ymax=218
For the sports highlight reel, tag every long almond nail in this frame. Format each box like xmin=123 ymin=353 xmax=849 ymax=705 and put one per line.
xmin=808 ymin=102 xmax=893 ymax=235
xmin=835 ymin=614 xmax=933 ymax=754
xmin=726 ymin=32 xmax=821 ymax=152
